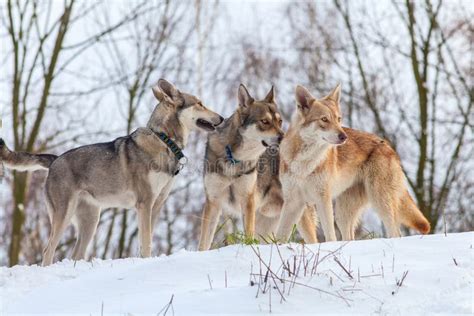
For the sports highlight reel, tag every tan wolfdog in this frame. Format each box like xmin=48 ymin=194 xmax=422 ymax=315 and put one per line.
xmin=275 ymin=84 xmax=431 ymax=242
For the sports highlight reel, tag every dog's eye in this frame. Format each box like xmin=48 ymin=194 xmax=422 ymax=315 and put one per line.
xmin=261 ymin=119 xmax=270 ymax=125
xmin=321 ymin=117 xmax=329 ymax=123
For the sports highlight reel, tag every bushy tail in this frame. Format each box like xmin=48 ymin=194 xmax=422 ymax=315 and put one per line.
xmin=398 ymin=191 xmax=431 ymax=234
xmin=0 ymin=138 xmax=57 ymax=171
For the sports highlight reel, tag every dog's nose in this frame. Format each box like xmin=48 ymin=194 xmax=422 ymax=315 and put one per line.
xmin=217 ymin=116 xmax=224 ymax=125
xmin=338 ymin=133 xmax=347 ymax=142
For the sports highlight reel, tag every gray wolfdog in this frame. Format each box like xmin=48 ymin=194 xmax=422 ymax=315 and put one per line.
xmin=1 ymin=79 xmax=223 ymax=265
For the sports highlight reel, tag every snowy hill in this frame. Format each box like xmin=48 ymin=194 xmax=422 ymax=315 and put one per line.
xmin=1 ymin=232 xmax=472 ymax=315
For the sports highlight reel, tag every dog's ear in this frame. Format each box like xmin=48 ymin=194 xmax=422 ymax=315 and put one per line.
xmin=152 ymin=79 xmax=183 ymax=105
xmin=238 ymin=84 xmax=254 ymax=108
xmin=264 ymin=85 xmax=275 ymax=103
xmin=295 ymin=85 xmax=314 ymax=114
xmin=325 ymin=83 xmax=341 ymax=104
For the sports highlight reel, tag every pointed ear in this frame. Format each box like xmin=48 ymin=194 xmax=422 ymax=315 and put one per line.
xmin=264 ymin=85 xmax=275 ymax=103
xmin=325 ymin=83 xmax=341 ymax=103
xmin=295 ymin=85 xmax=314 ymax=114
xmin=152 ymin=85 xmax=165 ymax=101
xmin=238 ymin=84 xmax=254 ymax=108
xmin=152 ymin=79 xmax=182 ymax=104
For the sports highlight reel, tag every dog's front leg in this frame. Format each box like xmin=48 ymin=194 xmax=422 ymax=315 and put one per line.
xmin=297 ymin=205 xmax=318 ymax=243
xmin=242 ymin=192 xmax=256 ymax=239
xmin=151 ymin=180 xmax=174 ymax=227
xmin=137 ymin=200 xmax=153 ymax=257
xmin=198 ymin=198 xmax=222 ymax=251
xmin=315 ymin=193 xmax=337 ymax=242
xmin=275 ymin=196 xmax=305 ymax=243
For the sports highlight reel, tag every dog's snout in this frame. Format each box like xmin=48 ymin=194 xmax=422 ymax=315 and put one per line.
xmin=338 ymin=133 xmax=347 ymax=142
xmin=217 ymin=115 xmax=224 ymax=125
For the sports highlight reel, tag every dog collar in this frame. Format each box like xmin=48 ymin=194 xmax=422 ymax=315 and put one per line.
xmin=225 ymin=145 xmax=240 ymax=165
xmin=157 ymin=132 xmax=187 ymax=175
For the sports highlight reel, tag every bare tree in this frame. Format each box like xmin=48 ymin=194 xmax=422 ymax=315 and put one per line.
xmin=1 ymin=0 xmax=160 ymax=266
xmin=333 ymin=0 xmax=473 ymax=232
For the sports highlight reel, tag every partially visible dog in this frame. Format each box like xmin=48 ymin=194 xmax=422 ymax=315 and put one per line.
xmin=198 ymin=85 xmax=317 ymax=251
xmin=254 ymin=147 xmax=318 ymax=244
xmin=275 ymin=84 xmax=431 ymax=242
xmin=1 ymin=79 xmax=223 ymax=265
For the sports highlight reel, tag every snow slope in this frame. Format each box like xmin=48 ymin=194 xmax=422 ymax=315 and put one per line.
xmin=0 ymin=232 xmax=472 ymax=315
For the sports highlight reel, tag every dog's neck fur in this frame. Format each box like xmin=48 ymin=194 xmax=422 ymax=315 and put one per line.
xmin=220 ymin=110 xmax=266 ymax=162
xmin=282 ymin=113 xmax=333 ymax=168
xmin=146 ymin=102 xmax=189 ymax=148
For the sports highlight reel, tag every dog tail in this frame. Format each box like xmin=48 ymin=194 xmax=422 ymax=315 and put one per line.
xmin=0 ymin=138 xmax=57 ymax=171
xmin=398 ymin=191 xmax=431 ymax=234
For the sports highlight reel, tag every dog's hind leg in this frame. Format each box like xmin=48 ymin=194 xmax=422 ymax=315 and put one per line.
xmin=366 ymin=183 xmax=402 ymax=238
xmin=198 ymin=198 xmax=222 ymax=251
xmin=297 ymin=205 xmax=318 ymax=243
xmin=335 ymin=184 xmax=367 ymax=241
xmin=42 ymin=192 xmax=78 ymax=266
xmin=363 ymin=146 xmax=405 ymax=238
xmin=71 ymin=199 xmax=100 ymax=261
xmin=372 ymin=200 xmax=401 ymax=238
xmin=255 ymin=212 xmax=279 ymax=243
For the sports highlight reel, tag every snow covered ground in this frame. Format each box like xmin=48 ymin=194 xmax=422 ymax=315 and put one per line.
xmin=0 ymin=232 xmax=472 ymax=315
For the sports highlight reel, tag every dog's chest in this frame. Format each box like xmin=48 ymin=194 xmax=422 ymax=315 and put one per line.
xmin=282 ymin=143 xmax=326 ymax=178
xmin=233 ymin=142 xmax=264 ymax=161
xmin=225 ymin=173 xmax=257 ymax=213
xmin=205 ymin=172 xmax=257 ymax=214
xmin=147 ymin=171 xmax=173 ymax=196
xmin=220 ymin=160 xmax=257 ymax=178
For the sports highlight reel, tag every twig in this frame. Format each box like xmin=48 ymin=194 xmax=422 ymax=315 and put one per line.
xmin=334 ymin=257 xmax=353 ymax=279
xmin=396 ymin=270 xmax=409 ymax=287
xmin=250 ymin=273 xmax=351 ymax=304
xmin=269 ymin=279 xmax=272 ymax=313
xmin=392 ymin=254 xmax=395 ymax=273
xmin=392 ymin=270 xmax=409 ymax=295
xmin=207 ymin=274 xmax=213 ymax=290
xmin=360 ymin=274 xmax=382 ymax=278
xmin=157 ymin=294 xmax=175 ymax=316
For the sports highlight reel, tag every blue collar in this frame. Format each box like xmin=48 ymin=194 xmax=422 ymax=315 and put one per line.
xmin=225 ymin=145 xmax=240 ymax=165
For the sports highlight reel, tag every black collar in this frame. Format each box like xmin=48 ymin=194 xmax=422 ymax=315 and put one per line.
xmin=156 ymin=131 xmax=187 ymax=175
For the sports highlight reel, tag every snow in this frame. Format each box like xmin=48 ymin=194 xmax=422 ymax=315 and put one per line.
xmin=0 ymin=232 xmax=472 ymax=315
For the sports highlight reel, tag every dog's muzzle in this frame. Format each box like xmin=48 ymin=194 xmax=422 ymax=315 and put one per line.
xmin=262 ymin=136 xmax=282 ymax=148
xmin=196 ymin=116 xmax=224 ymax=132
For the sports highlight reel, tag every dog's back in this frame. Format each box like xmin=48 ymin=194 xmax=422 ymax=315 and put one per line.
xmin=45 ymin=137 xmax=136 ymax=207
xmin=333 ymin=127 xmax=431 ymax=236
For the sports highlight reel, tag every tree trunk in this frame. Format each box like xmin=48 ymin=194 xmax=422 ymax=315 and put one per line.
xmin=9 ymin=172 xmax=27 ymax=266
